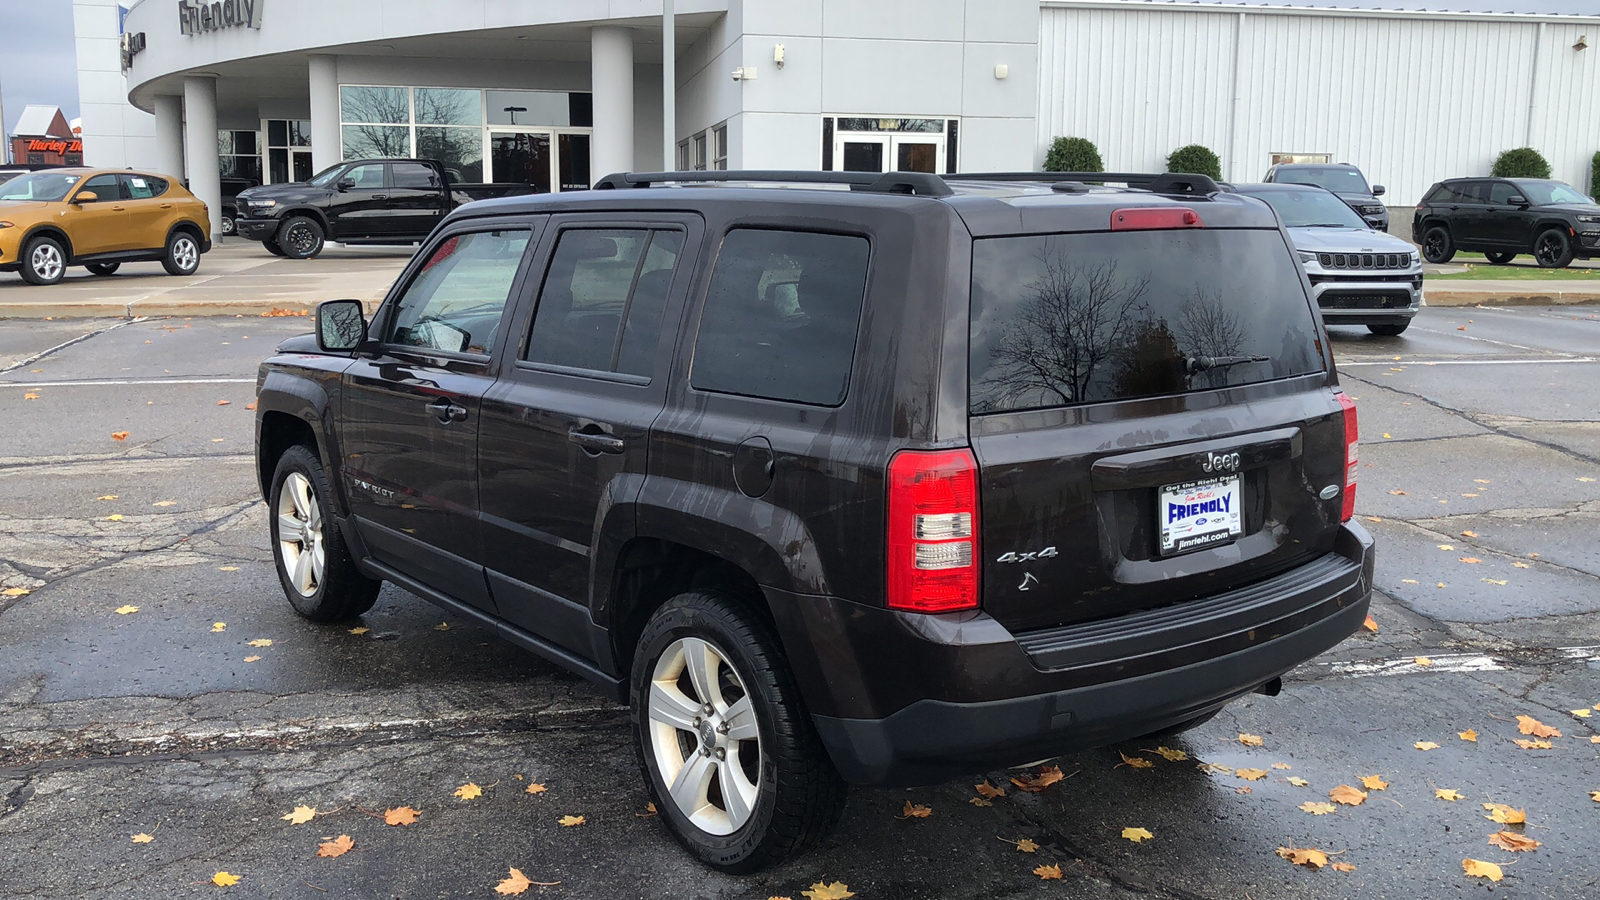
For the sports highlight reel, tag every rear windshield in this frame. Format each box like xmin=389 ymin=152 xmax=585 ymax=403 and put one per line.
xmin=970 ymin=229 xmax=1323 ymax=414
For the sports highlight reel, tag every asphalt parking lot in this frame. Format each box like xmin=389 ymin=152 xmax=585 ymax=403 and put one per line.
xmin=1 ymin=308 xmax=1597 ymax=899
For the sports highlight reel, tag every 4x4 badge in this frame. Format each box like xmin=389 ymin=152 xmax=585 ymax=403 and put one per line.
xmin=996 ymin=547 xmax=1057 ymax=564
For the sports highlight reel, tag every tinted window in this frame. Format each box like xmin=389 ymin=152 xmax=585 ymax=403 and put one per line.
xmin=344 ymin=163 xmax=386 ymax=189
xmin=392 ymin=162 xmax=440 ymax=189
xmin=1456 ymin=182 xmax=1489 ymax=203
xmin=970 ymin=230 xmax=1323 ymax=414
xmin=388 ymin=230 xmax=532 ymax=355
xmin=1519 ymin=181 xmax=1591 ymax=205
xmin=121 ymin=174 xmax=168 ymax=199
xmin=1424 ymin=184 xmax=1454 ymax=204
xmin=1488 ymin=182 xmax=1521 ymax=205
xmin=1244 ymin=189 xmax=1366 ymax=228
xmin=525 ymin=229 xmax=684 ymax=375
xmin=691 ymin=230 xmax=870 ymax=406
xmin=80 ymin=174 xmax=125 ymax=201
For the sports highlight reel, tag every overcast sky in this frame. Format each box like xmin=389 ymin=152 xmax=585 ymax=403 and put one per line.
xmin=0 ymin=0 xmax=80 ymax=137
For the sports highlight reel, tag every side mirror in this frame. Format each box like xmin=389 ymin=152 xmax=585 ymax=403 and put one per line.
xmin=337 ymin=179 xmax=356 ymax=192
xmin=1372 ymin=185 xmax=1386 ymax=196
xmin=1507 ymin=195 xmax=1528 ymax=207
xmin=317 ymin=299 xmax=371 ymax=353
xmin=73 ymin=190 xmax=100 ymax=204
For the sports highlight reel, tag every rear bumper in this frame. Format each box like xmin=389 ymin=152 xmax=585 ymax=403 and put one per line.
xmin=236 ymin=217 xmax=281 ymax=241
xmin=775 ymin=522 xmax=1373 ymax=786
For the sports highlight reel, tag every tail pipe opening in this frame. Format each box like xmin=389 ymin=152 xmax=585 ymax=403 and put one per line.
xmin=1254 ymin=677 xmax=1283 ymax=697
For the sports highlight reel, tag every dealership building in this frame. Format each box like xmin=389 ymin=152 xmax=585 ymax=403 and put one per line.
xmin=75 ymin=0 xmax=1600 ymax=237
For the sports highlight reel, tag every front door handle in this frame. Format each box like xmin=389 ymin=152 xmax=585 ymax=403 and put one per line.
xmin=160 ymin=203 xmax=173 ymax=209
xmin=371 ymin=194 xmax=388 ymax=200
xmin=568 ymin=428 xmax=626 ymax=454
xmin=111 ymin=205 xmax=127 ymax=211
xmin=427 ymin=397 xmax=468 ymax=423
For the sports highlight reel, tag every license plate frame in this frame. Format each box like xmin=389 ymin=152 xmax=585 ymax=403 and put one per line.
xmin=1158 ymin=475 xmax=1243 ymax=557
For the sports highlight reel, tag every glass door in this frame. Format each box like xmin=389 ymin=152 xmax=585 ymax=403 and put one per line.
xmin=836 ymin=136 xmax=889 ymax=172
xmin=892 ymin=137 xmax=940 ymax=173
xmin=832 ymin=134 xmax=943 ymax=173
xmin=490 ymin=131 xmax=552 ymax=193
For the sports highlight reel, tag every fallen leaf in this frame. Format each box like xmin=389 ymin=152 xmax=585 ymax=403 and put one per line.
xmin=1459 ymin=557 xmax=1481 ymax=564
xmin=245 ymin=401 xmax=257 ymax=411
xmin=1 ymin=587 xmax=30 ymax=597
xmin=1513 ymin=738 xmax=1552 ymax=750
xmin=975 ymin=780 xmax=1006 ymax=799
xmin=1011 ymin=765 xmax=1066 ymax=793
xmin=23 ymin=392 xmax=39 ymax=400
xmin=217 ymin=400 xmax=232 ymax=406
xmin=1300 ymin=801 xmax=1337 ymax=815
xmin=211 ymin=622 xmax=226 ymax=633
xmin=1517 ymin=715 xmax=1561 ymax=738
xmin=1033 ymin=865 xmax=1063 ymax=881
xmin=263 ymin=308 xmax=309 ymax=317
xmin=1414 ymin=657 xmax=1432 ymax=667
xmin=455 ymin=783 xmax=483 ymax=800
xmin=434 ymin=622 xmax=451 ymax=631
xmin=1581 ymin=477 xmax=1597 ymax=483
xmin=1437 ymin=582 xmax=1447 ymax=589
xmin=1330 ymin=862 xmax=1357 ymax=873
xmin=1236 ymin=768 xmax=1269 ymax=781
xmin=348 ymin=627 xmax=371 ymax=636
xmin=1235 ymin=786 xmax=1253 ymax=795
xmin=1475 ymin=479 xmax=1491 ymax=484
xmin=1487 ymin=830 xmax=1540 ymax=852
xmin=1277 ymin=847 xmax=1329 ymax=869
xmin=280 ymin=805 xmax=317 ymax=825
xmin=558 ymin=815 xmax=585 ymax=827
xmin=1363 ymin=615 xmax=1378 ymax=632
xmin=131 ymin=833 xmax=154 ymax=843
xmin=243 ymin=655 xmax=261 ymax=662
xmin=1365 ymin=516 xmax=1383 ymax=523
xmin=1463 ymin=859 xmax=1503 ymax=882
xmin=112 ymin=431 xmax=129 ymax=441
xmin=900 ymin=801 xmax=932 ymax=819
xmin=1388 ymin=489 xmax=1407 ymax=495
xmin=495 ymin=868 xmax=533 ymax=896
xmin=1575 ymin=709 xmax=1594 ymax=718
xmin=1118 ymin=752 xmax=1154 ymax=769
xmin=1437 ymin=544 xmax=1455 ymax=551
xmin=217 ymin=566 xmax=239 ymax=572
xmin=1287 ymin=777 xmax=1311 ymax=787
xmin=1014 ymin=837 xmax=1039 ymax=853
xmin=1238 ymin=733 xmax=1264 ymax=747
xmin=212 ymin=871 xmax=240 ymax=886
xmin=1462 ymin=530 xmax=1479 ymax=538
xmin=1437 ymin=789 xmax=1463 ymax=802
xmin=153 ymin=500 xmax=176 ymax=507
xmin=1361 ymin=775 xmax=1389 ymax=791
xmin=1330 ymin=784 xmax=1368 ymax=806
xmin=1591 ymin=790 xmax=1600 ymax=801
xmin=637 ymin=802 xmax=657 ymax=818
xmin=1152 ymin=746 xmax=1189 ymax=762
xmin=525 ymin=783 xmax=547 ymax=795
xmin=383 ymin=807 xmax=419 ymax=826
xmin=802 ymin=883 xmax=856 ymax=900
xmin=115 ymin=605 xmax=140 ymax=615
xmin=1593 ymin=736 xmax=1600 ymax=744
xmin=1459 ymin=729 xmax=1478 ymax=742
xmin=1122 ymin=826 xmax=1154 ymax=843
xmin=1483 ymin=803 xmax=1526 ymax=825
xmin=316 ymin=834 xmax=354 ymax=858
xmin=105 ymin=514 xmax=124 ymax=521
xmin=1271 ymin=762 xmax=1291 ymax=770
xmin=246 ymin=639 xmax=272 ymax=648
xmin=969 ymin=797 xmax=992 ymax=807
xmin=1415 ymin=741 xmax=1440 ymax=751
xmin=211 ymin=438 xmax=225 ymax=443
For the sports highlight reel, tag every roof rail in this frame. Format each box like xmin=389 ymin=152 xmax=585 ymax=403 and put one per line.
xmin=947 ymin=171 xmax=1222 ymax=195
xmin=592 ymin=170 xmax=953 ymax=197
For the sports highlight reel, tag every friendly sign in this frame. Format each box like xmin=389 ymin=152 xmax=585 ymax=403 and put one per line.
xmin=178 ymin=0 xmax=263 ymax=35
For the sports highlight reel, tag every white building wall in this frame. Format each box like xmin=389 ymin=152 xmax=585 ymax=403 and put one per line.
xmin=73 ymin=0 xmax=160 ymax=171
xmin=1039 ymin=3 xmax=1600 ymax=205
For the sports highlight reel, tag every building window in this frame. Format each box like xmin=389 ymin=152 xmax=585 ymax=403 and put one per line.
xmin=679 ymin=121 xmax=728 ymax=172
xmin=692 ymin=134 xmax=707 ymax=171
xmin=712 ymin=125 xmax=727 ymax=171
xmin=1270 ymin=152 xmax=1332 ymax=165
xmin=218 ymin=130 xmax=262 ymax=183
xmin=677 ymin=140 xmax=690 ymax=170
xmin=265 ymin=120 xmax=312 ymax=183
xmin=822 ymin=116 xmax=957 ymax=174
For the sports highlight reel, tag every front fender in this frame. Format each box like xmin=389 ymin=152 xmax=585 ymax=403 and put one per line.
xmin=254 ymin=364 xmax=348 ymax=512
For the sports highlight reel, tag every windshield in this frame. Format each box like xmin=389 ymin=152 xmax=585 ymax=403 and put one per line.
xmin=1518 ymin=181 xmax=1592 ymax=206
xmin=1244 ymin=189 xmax=1368 ymax=228
xmin=970 ymin=230 xmax=1323 ymax=413
xmin=1276 ymin=167 xmax=1370 ymax=194
xmin=0 ymin=171 xmax=83 ymax=203
xmin=308 ymin=165 xmax=347 ymax=187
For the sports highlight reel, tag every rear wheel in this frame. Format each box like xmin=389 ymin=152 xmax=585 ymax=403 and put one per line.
xmin=632 ymin=590 xmax=847 ymax=873
xmin=1421 ymin=226 xmax=1455 ymax=264
xmin=1533 ymin=228 xmax=1575 ymax=268
xmin=1484 ymin=251 xmax=1515 ymax=265
xmin=269 ymin=444 xmax=381 ymax=622
xmin=85 ymin=262 xmax=121 ymax=276
xmin=220 ymin=210 xmax=236 ymax=236
xmin=20 ymin=235 xmax=66 ymax=285
xmin=1367 ymin=321 xmax=1410 ymax=336
xmin=161 ymin=231 xmax=201 ymax=276
xmin=278 ymin=216 xmax=325 ymax=259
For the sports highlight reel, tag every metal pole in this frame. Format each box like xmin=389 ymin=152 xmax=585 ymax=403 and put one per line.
xmin=663 ymin=0 xmax=675 ymax=170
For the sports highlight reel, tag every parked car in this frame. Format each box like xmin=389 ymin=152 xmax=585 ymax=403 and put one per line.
xmin=233 ymin=158 xmax=535 ymax=259
xmin=255 ymin=169 xmax=1373 ymax=872
xmin=0 ymin=168 xmax=210 ymax=285
xmin=1233 ymin=183 xmax=1422 ymax=336
xmin=0 ymin=163 xmax=59 ymax=185
xmin=219 ymin=175 xmax=261 ymax=237
xmin=1413 ymin=177 xmax=1600 ymax=268
xmin=1263 ymin=163 xmax=1389 ymax=231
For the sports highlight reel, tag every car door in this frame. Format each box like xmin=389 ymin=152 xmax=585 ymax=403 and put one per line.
xmin=1452 ymin=181 xmax=1492 ymax=246
xmin=326 ymin=162 xmax=390 ymax=240
xmin=1486 ymin=181 xmax=1537 ymax=249
xmin=119 ymin=174 xmax=175 ymax=252
xmin=386 ymin=162 xmax=447 ymax=239
xmin=68 ymin=173 xmax=130 ymax=255
xmin=476 ymin=215 xmax=698 ymax=653
xmin=339 ymin=221 xmax=542 ymax=611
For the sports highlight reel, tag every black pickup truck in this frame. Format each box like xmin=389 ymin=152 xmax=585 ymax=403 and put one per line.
xmin=233 ymin=158 xmax=534 ymax=259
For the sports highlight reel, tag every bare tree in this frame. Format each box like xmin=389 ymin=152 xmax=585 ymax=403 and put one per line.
xmin=1174 ymin=288 xmax=1246 ymax=359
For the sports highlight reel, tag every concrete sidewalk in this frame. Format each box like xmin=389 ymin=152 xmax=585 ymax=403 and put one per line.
xmin=1424 ymin=279 xmax=1600 ymax=307
xmin=0 ymin=239 xmax=410 ymax=319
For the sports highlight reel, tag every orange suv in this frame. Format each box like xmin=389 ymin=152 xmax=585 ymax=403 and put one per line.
xmin=0 ymin=168 xmax=211 ymax=285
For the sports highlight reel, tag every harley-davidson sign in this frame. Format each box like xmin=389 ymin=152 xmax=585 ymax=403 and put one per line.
xmin=178 ymin=0 xmax=263 ymax=35
xmin=26 ymin=140 xmax=84 ymax=155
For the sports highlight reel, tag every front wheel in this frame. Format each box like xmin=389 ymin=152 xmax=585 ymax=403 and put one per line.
xmin=1484 ymin=251 xmax=1515 ymax=265
xmin=278 ymin=216 xmax=325 ymax=259
xmin=86 ymin=262 xmax=121 ymax=276
xmin=20 ymin=235 xmax=66 ymax=285
xmin=1421 ymin=226 xmax=1455 ymax=264
xmin=269 ymin=444 xmax=381 ymax=621
xmin=1368 ymin=321 xmax=1410 ymax=336
xmin=1534 ymin=228 xmax=1575 ymax=268
xmin=161 ymin=231 xmax=201 ymax=276
xmin=632 ymin=590 xmax=847 ymax=873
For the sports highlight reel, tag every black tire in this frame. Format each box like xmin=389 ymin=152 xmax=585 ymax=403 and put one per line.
xmin=85 ymin=262 xmax=121 ymax=276
xmin=1484 ymin=251 xmax=1515 ymax=265
xmin=1533 ymin=228 xmax=1575 ymax=268
xmin=278 ymin=216 xmax=325 ymax=259
xmin=1421 ymin=226 xmax=1455 ymax=264
xmin=1368 ymin=321 xmax=1411 ymax=336
xmin=19 ymin=235 xmax=67 ymax=285
xmin=631 ymin=590 xmax=847 ymax=873
xmin=221 ymin=213 xmax=236 ymax=236
xmin=263 ymin=238 xmax=288 ymax=257
xmin=1140 ymin=708 xmax=1221 ymax=740
xmin=268 ymin=444 xmax=381 ymax=622
xmin=161 ymin=230 xmax=202 ymax=276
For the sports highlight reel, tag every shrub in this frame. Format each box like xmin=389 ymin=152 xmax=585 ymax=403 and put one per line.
xmin=1591 ymin=150 xmax=1600 ymax=198
xmin=1166 ymin=144 xmax=1222 ymax=180
xmin=1491 ymin=147 xmax=1551 ymax=179
xmin=1043 ymin=136 xmax=1104 ymax=173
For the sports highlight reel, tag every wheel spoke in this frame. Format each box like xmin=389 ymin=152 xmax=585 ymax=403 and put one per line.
xmin=722 ymin=695 xmax=759 ymax=743
xmin=681 ymin=637 xmax=723 ymax=710
xmin=292 ymin=545 xmax=314 ymax=594
xmin=667 ymin=748 xmax=715 ymax=815
xmin=277 ymin=513 xmax=303 ymax=538
xmin=310 ymin=547 xmax=325 ymax=586
xmin=648 ymin=680 xmax=702 ymax=732
xmin=292 ymin=477 xmax=314 ymax=519
xmin=717 ymin=757 xmax=758 ymax=828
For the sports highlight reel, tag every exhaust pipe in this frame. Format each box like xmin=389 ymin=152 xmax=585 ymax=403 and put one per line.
xmin=1254 ymin=677 xmax=1283 ymax=697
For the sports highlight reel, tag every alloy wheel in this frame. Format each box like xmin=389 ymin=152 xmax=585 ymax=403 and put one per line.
xmin=276 ymin=471 xmax=325 ymax=597
xmin=1536 ymin=234 xmax=1562 ymax=266
xmin=1424 ymin=233 xmax=1445 ymax=261
xmin=287 ymin=224 xmax=317 ymax=254
xmin=647 ymin=636 xmax=762 ymax=835
xmin=172 ymin=237 xmax=199 ymax=273
xmin=30 ymin=243 xmax=64 ymax=281
xmin=221 ymin=216 xmax=236 ymax=236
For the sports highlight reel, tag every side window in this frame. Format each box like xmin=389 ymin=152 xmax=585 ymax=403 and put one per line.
xmin=121 ymin=174 xmax=166 ymax=199
xmin=392 ymin=162 xmax=440 ymax=189
xmin=691 ymin=229 xmax=870 ymax=407
xmin=344 ymin=163 xmax=386 ymax=189
xmin=80 ymin=174 xmax=124 ymax=201
xmin=1424 ymin=185 xmax=1453 ymax=204
xmin=1457 ymin=182 xmax=1489 ymax=204
xmin=524 ymin=228 xmax=684 ymax=375
xmin=387 ymin=229 xmax=532 ymax=355
xmin=1488 ymin=182 xmax=1520 ymax=205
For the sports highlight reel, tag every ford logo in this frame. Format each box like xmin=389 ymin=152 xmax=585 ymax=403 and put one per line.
xmin=1196 ymin=517 xmax=1207 ymax=525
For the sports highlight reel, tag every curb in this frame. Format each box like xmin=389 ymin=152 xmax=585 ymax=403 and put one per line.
xmin=1423 ymin=288 xmax=1600 ymax=307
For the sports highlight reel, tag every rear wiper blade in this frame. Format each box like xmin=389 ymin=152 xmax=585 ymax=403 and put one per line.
xmin=1186 ymin=354 xmax=1270 ymax=374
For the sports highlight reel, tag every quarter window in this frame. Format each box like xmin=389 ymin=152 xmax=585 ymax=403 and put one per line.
xmin=391 ymin=162 xmax=440 ymax=189
xmin=524 ymin=229 xmax=685 ymax=375
xmin=387 ymin=229 xmax=533 ymax=355
xmin=121 ymin=174 xmax=167 ymax=199
xmin=691 ymin=229 xmax=871 ymax=407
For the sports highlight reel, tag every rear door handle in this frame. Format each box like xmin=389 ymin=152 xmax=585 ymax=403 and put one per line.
xmin=427 ymin=397 xmax=468 ymax=423
xmin=160 ymin=203 xmax=173 ymax=209
xmin=568 ymin=428 xmax=626 ymax=454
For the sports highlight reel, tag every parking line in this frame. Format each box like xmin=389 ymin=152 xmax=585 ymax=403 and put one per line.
xmin=0 ymin=377 xmax=256 ymax=388
xmin=1338 ymin=358 xmax=1596 ymax=367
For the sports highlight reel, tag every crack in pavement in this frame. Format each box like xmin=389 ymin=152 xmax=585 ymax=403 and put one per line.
xmin=0 ymin=318 xmax=146 ymax=376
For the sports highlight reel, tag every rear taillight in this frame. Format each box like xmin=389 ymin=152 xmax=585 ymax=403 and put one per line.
xmin=1110 ymin=207 xmax=1203 ymax=230
xmin=1336 ymin=391 xmax=1358 ymax=522
xmin=887 ymin=449 xmax=980 ymax=613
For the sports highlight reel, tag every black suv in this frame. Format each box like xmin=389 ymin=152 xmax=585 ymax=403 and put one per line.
xmin=254 ymin=170 xmax=1374 ymax=872
xmin=1414 ymin=177 xmax=1600 ymax=268
xmin=1263 ymin=163 xmax=1389 ymax=231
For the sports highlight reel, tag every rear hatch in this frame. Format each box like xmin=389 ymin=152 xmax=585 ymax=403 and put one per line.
xmin=968 ymin=224 xmax=1348 ymax=633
